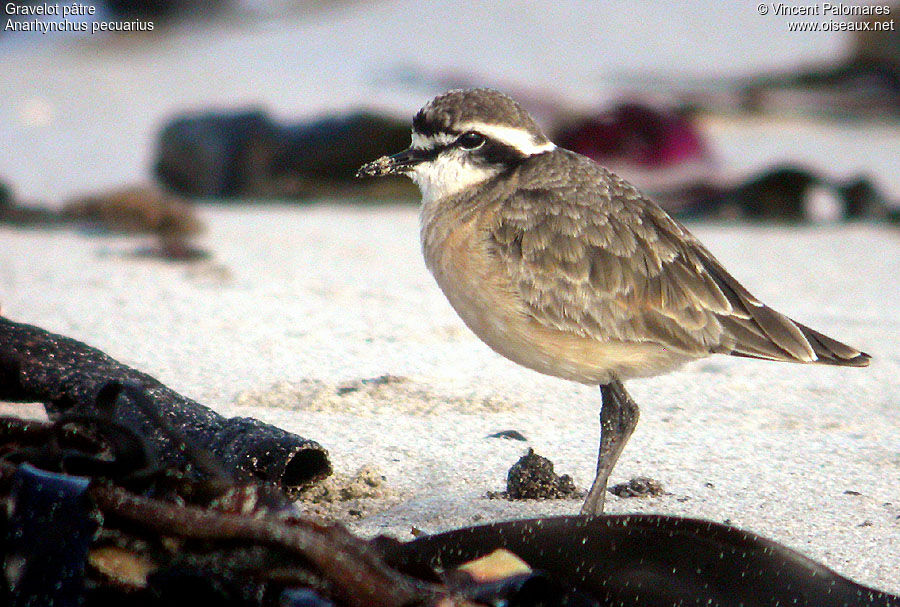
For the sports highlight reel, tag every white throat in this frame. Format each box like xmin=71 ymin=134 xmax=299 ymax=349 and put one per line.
xmin=409 ymin=150 xmax=499 ymax=206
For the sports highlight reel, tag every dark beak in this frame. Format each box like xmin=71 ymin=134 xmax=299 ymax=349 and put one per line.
xmin=356 ymin=148 xmax=427 ymax=178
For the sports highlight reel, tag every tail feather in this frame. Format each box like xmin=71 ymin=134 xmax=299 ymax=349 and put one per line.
xmin=721 ymin=312 xmax=870 ymax=367
xmin=793 ymin=320 xmax=871 ymax=367
xmin=697 ymin=249 xmax=870 ymax=368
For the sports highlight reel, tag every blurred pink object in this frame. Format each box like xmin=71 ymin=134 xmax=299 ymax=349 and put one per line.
xmin=554 ymin=103 xmax=719 ymax=204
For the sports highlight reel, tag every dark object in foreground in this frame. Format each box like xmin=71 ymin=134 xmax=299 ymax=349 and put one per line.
xmin=504 ymin=448 xmax=580 ymax=500
xmin=5 ymin=464 xmax=97 ymax=607
xmin=380 ymin=515 xmax=900 ymax=607
xmin=2 ymin=416 xmax=897 ymax=606
xmin=0 ymin=316 xmax=330 ymax=495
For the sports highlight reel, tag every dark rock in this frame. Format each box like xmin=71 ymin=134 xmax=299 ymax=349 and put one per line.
xmin=506 ymin=449 xmax=579 ymax=500
xmin=838 ymin=176 xmax=891 ymax=220
xmin=155 ymin=109 xmax=276 ymax=198
xmin=609 ymin=476 xmax=664 ymax=498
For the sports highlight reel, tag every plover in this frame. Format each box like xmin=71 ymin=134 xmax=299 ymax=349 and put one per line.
xmin=357 ymin=88 xmax=871 ymax=514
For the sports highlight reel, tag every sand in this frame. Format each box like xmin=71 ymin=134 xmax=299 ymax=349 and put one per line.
xmin=1 ymin=205 xmax=898 ymax=593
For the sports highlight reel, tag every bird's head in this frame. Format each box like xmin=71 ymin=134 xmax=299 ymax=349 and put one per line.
xmin=357 ymin=88 xmax=555 ymax=203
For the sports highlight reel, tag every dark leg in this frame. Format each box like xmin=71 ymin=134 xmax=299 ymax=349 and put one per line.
xmin=581 ymin=379 xmax=640 ymax=514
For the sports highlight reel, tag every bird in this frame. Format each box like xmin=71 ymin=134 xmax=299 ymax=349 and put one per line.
xmin=356 ymin=88 xmax=871 ymax=514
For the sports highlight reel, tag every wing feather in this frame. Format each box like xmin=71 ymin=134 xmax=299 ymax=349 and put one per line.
xmin=486 ymin=152 xmax=868 ymax=366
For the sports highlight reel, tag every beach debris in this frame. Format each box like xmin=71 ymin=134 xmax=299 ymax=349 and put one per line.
xmin=444 ymin=548 xmax=599 ymax=606
xmin=0 ymin=180 xmax=60 ymax=226
xmin=4 ymin=463 xmax=97 ymax=606
xmin=64 ymin=184 xmax=209 ymax=261
xmin=380 ymin=515 xmax=900 ymax=607
xmin=455 ymin=549 xmax=531 ymax=582
xmin=608 ymin=476 xmax=665 ymax=498
xmin=503 ymin=448 xmax=580 ymax=500
xmin=154 ymin=109 xmax=417 ymax=199
xmin=300 ymin=465 xmax=387 ymax=503
xmin=0 ymin=316 xmax=331 ymax=496
xmin=486 ymin=429 xmax=527 ymax=441
xmin=63 ymin=185 xmax=202 ymax=236
xmin=0 ymin=181 xmax=210 ymax=261
xmin=2 ymin=415 xmax=898 ymax=605
xmin=0 ymin=419 xmax=434 ymax=607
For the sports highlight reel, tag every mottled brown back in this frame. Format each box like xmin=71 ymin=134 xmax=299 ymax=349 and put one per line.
xmin=485 ymin=149 xmax=870 ymax=366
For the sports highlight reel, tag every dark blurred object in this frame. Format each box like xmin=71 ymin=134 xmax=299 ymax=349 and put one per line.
xmin=380 ymin=515 xmax=900 ymax=607
xmin=0 ymin=179 xmax=10 ymax=207
xmin=0 ymin=179 xmax=60 ymax=226
xmin=103 ymin=0 xmax=229 ymax=20
xmin=838 ymin=176 xmax=894 ymax=220
xmin=155 ymin=109 xmax=273 ymax=198
xmin=154 ymin=109 xmax=417 ymax=200
xmin=64 ymin=185 xmax=209 ymax=260
xmin=0 ymin=181 xmax=209 ymax=261
xmin=554 ymin=102 xmax=719 ymax=206
xmin=852 ymin=4 xmax=900 ymax=67
xmin=741 ymin=58 xmax=900 ymax=120
xmin=739 ymin=4 xmax=899 ymax=121
xmin=0 ymin=317 xmax=332 ymax=497
xmin=677 ymin=164 xmax=894 ymax=223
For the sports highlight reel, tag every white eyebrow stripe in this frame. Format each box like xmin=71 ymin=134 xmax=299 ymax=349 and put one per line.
xmin=457 ymin=122 xmax=556 ymax=156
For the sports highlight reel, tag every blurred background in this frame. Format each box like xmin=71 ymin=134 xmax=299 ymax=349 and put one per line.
xmin=1 ymin=0 xmax=898 ymax=242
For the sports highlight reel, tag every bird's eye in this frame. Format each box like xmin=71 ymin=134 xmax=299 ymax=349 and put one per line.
xmin=457 ymin=132 xmax=486 ymax=150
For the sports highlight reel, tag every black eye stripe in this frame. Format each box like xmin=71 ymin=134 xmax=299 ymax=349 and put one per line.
xmin=479 ymin=140 xmax=529 ymax=166
xmin=416 ymin=132 xmax=529 ymax=167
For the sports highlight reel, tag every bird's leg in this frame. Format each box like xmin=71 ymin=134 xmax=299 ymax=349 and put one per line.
xmin=581 ymin=379 xmax=640 ymax=514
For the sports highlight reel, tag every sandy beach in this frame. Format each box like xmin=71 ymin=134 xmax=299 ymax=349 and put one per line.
xmin=2 ymin=204 xmax=898 ymax=593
